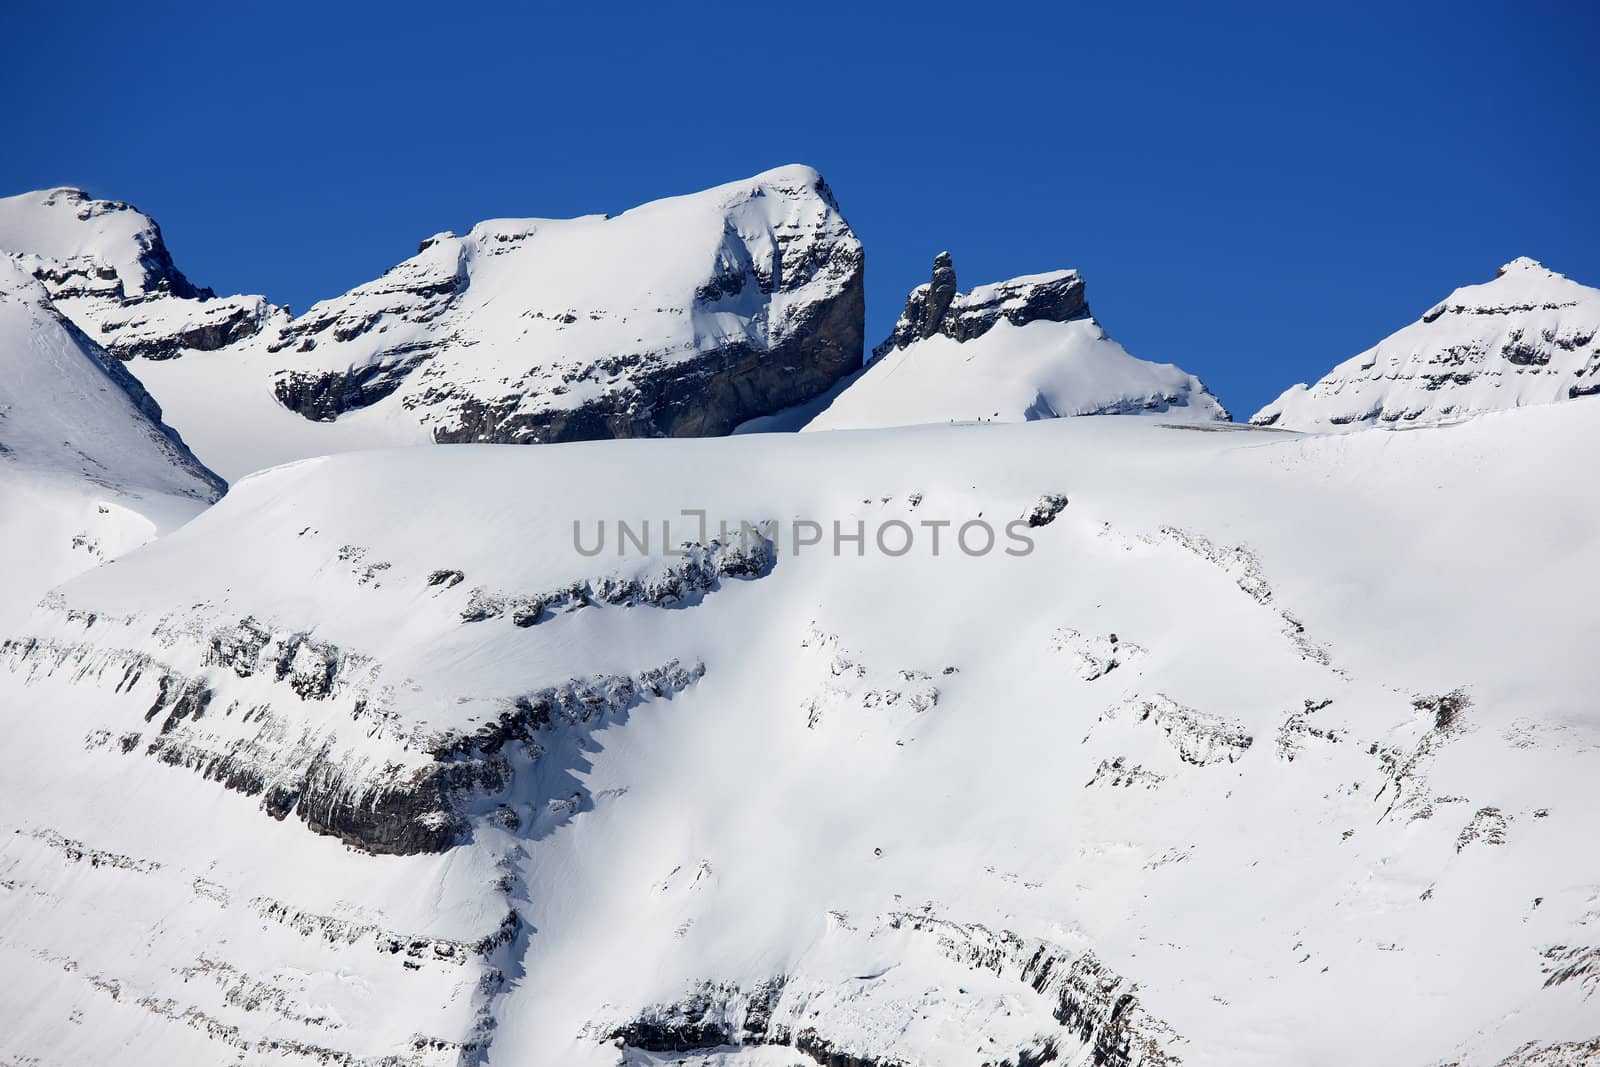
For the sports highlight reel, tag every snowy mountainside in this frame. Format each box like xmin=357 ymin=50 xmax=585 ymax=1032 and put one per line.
xmin=262 ymin=165 xmax=864 ymax=446
xmin=805 ymin=252 xmax=1229 ymax=430
xmin=1 ymin=409 xmax=1596 ymax=1065
xmin=1253 ymin=257 xmax=1600 ymax=430
xmin=0 ymin=258 xmax=222 ymax=629
xmin=2 ymin=168 xmax=866 ymax=481
xmin=0 ymin=186 xmax=281 ymax=362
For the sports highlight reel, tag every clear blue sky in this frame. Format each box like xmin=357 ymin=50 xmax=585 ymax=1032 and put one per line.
xmin=5 ymin=1 xmax=1595 ymax=417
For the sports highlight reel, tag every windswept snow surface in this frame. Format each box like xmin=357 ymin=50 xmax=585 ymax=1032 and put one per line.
xmin=1254 ymin=257 xmax=1600 ymax=430
xmin=0 ymin=408 xmax=1596 ymax=1065
xmin=0 ymin=259 xmax=221 ymax=629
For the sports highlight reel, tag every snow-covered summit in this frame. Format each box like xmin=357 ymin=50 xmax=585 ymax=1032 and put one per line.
xmin=262 ymin=163 xmax=865 ymax=446
xmin=0 ymin=186 xmax=280 ymax=362
xmin=0 ymin=186 xmax=208 ymax=299
xmin=1252 ymin=257 xmax=1600 ymax=430
xmin=805 ymin=253 xmax=1230 ymax=431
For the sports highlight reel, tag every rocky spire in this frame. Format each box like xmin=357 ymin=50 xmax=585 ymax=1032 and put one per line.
xmin=874 ymin=252 xmax=1090 ymax=359
xmin=919 ymin=251 xmax=958 ymax=339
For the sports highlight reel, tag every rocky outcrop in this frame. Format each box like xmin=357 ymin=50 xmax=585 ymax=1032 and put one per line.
xmin=1111 ymin=694 xmax=1254 ymax=766
xmin=97 ymin=294 xmax=269 ymax=361
xmin=1025 ymin=493 xmax=1070 ymax=527
xmin=427 ymin=284 xmax=864 ymax=443
xmin=608 ymin=977 xmax=789 ymax=1053
xmin=458 ymin=534 xmax=774 ymax=627
xmin=0 ymin=619 xmax=703 ymax=856
xmin=272 ymin=349 xmax=435 ymax=421
xmin=602 ymin=912 xmax=1179 ymax=1067
xmin=1051 ymin=627 xmax=1145 ymax=682
xmin=808 ymin=253 xmax=1229 ymax=430
xmin=875 ymin=253 xmax=1089 ymax=359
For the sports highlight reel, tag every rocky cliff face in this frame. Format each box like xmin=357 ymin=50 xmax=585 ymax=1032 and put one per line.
xmin=806 ymin=253 xmax=1229 ymax=430
xmin=873 ymin=251 xmax=1091 ymax=358
xmin=264 ymin=165 xmax=865 ymax=445
xmin=1252 ymin=257 xmax=1600 ymax=430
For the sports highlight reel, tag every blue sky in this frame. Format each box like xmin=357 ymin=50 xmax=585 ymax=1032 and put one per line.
xmin=5 ymin=1 xmax=1595 ymax=417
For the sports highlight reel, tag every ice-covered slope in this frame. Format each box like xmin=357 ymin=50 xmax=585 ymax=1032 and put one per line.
xmin=1253 ymin=257 xmax=1600 ymax=430
xmin=805 ymin=253 xmax=1229 ymax=430
xmin=0 ymin=259 xmax=222 ymax=629
xmin=2 ymin=407 xmax=1596 ymax=1066
xmin=2 ymin=168 xmax=865 ymax=481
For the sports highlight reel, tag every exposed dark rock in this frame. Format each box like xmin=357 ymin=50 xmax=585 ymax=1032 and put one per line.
xmin=1275 ymin=698 xmax=1340 ymax=760
xmin=1484 ymin=1035 xmax=1600 ymax=1067
xmin=1456 ymin=806 xmax=1509 ymax=851
xmin=1117 ymin=694 xmax=1253 ymax=766
xmin=876 ymin=253 xmax=1090 ymax=359
xmin=429 ymin=264 xmax=864 ymax=443
xmin=459 ymin=536 xmax=775 ymax=626
xmin=104 ymin=302 xmax=263 ymax=361
xmin=1 ymin=622 xmax=701 ymax=857
xmin=1539 ymin=944 xmax=1600 ymax=998
xmin=273 ymin=348 xmax=436 ymax=422
xmin=1026 ymin=493 xmax=1069 ymax=527
xmin=603 ymin=916 xmax=1178 ymax=1066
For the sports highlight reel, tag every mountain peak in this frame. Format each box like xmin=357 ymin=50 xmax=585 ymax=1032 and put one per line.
xmin=1252 ymin=258 xmax=1600 ymax=429
xmin=0 ymin=185 xmax=212 ymax=302
xmin=806 ymin=256 xmax=1227 ymax=431
xmin=1498 ymin=255 xmax=1549 ymax=276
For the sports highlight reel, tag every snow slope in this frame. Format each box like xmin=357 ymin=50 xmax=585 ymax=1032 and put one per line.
xmin=0 ymin=259 xmax=222 ymax=630
xmin=1 ymin=169 xmax=865 ymax=482
xmin=1 ymin=407 xmax=1595 ymax=1065
xmin=806 ymin=253 xmax=1229 ymax=430
xmin=1253 ymin=257 xmax=1600 ymax=430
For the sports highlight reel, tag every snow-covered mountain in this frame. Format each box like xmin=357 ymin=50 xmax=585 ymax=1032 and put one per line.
xmin=2 ymin=406 xmax=1596 ymax=1066
xmin=0 ymin=258 xmax=222 ymax=630
xmin=1 ymin=168 xmax=866 ymax=481
xmin=0 ymin=186 xmax=281 ymax=363
xmin=804 ymin=253 xmax=1229 ymax=431
xmin=1253 ymin=257 xmax=1600 ymax=430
